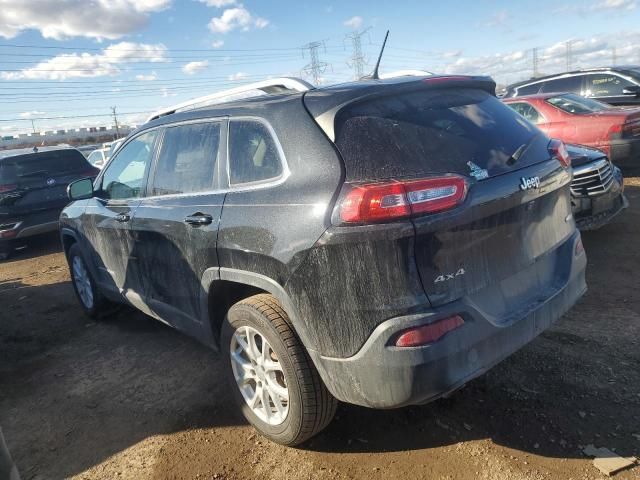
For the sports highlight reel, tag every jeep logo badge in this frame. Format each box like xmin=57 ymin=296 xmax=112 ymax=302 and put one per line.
xmin=519 ymin=176 xmax=540 ymax=191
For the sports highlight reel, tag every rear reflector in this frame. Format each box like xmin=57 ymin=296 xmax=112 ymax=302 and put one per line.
xmin=395 ymin=315 xmax=465 ymax=347
xmin=548 ymin=139 xmax=571 ymax=168
xmin=335 ymin=176 xmax=467 ymax=225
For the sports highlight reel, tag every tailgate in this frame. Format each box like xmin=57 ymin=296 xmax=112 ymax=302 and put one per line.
xmin=413 ymin=160 xmax=574 ymax=313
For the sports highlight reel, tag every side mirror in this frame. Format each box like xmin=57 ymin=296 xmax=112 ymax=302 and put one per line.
xmin=622 ymin=85 xmax=640 ymax=96
xmin=68 ymin=177 xmax=94 ymax=201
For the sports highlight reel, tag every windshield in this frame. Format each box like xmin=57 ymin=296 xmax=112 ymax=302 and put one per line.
xmin=546 ymin=93 xmax=610 ymax=114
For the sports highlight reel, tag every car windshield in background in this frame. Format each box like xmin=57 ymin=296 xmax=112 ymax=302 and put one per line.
xmin=335 ymin=88 xmax=548 ymax=180
xmin=546 ymin=94 xmax=610 ymax=114
xmin=0 ymin=149 xmax=90 ymax=184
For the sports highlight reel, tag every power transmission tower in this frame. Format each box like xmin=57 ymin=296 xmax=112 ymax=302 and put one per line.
xmin=111 ymin=106 xmax=120 ymax=139
xmin=346 ymin=28 xmax=371 ymax=79
xmin=565 ymin=40 xmax=573 ymax=71
xmin=612 ymin=46 xmax=617 ymax=66
xmin=532 ymin=47 xmax=540 ymax=78
xmin=302 ymin=41 xmax=329 ymax=85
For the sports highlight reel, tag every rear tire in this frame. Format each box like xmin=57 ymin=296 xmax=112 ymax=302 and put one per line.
xmin=222 ymin=294 xmax=337 ymax=446
xmin=67 ymin=243 xmax=114 ymax=319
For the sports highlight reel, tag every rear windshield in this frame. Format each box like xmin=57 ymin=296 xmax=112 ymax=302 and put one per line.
xmin=334 ymin=88 xmax=550 ymax=181
xmin=547 ymin=93 xmax=609 ymax=114
xmin=0 ymin=149 xmax=89 ymax=183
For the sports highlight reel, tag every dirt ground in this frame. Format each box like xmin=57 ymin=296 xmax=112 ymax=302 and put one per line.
xmin=1 ymin=181 xmax=640 ymax=480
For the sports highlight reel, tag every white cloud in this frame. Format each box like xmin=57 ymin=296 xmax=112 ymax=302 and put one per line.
xmin=1 ymin=42 xmax=168 ymax=81
xmin=228 ymin=71 xmax=248 ymax=81
xmin=182 ymin=60 xmax=209 ymax=75
xmin=592 ymin=0 xmax=637 ymax=9
xmin=439 ymin=31 xmax=640 ymax=85
xmin=208 ymin=7 xmax=269 ymax=34
xmin=211 ymin=39 xmax=225 ymax=48
xmin=483 ymin=10 xmax=510 ymax=28
xmin=0 ymin=0 xmax=171 ymax=40
xmin=199 ymin=0 xmax=237 ymax=6
xmin=343 ymin=16 xmax=363 ymax=29
xmin=136 ymin=72 xmax=158 ymax=81
xmin=19 ymin=111 xmax=46 ymax=118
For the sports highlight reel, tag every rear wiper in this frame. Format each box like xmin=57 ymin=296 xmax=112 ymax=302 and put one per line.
xmin=507 ymin=133 xmax=539 ymax=166
xmin=17 ymin=170 xmax=48 ymax=177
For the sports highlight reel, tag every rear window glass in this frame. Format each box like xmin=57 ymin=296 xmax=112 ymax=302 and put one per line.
xmin=515 ymin=83 xmax=542 ymax=96
xmin=334 ymin=88 xmax=549 ymax=181
xmin=0 ymin=149 xmax=90 ymax=184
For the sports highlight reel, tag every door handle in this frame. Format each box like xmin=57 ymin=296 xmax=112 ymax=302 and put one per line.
xmin=115 ymin=213 xmax=130 ymax=223
xmin=184 ymin=213 xmax=213 ymax=226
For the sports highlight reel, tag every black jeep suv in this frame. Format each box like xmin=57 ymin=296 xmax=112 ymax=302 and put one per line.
xmin=61 ymin=75 xmax=587 ymax=445
xmin=0 ymin=147 xmax=98 ymax=259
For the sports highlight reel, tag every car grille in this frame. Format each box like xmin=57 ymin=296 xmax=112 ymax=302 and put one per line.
xmin=571 ymin=159 xmax=614 ymax=197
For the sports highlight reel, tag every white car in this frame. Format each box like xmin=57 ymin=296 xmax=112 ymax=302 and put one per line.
xmin=86 ymin=148 xmax=109 ymax=169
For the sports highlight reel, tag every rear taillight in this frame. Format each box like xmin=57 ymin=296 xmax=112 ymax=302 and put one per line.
xmin=608 ymin=123 xmax=623 ymax=140
xmin=0 ymin=184 xmax=17 ymax=193
xmin=395 ymin=315 xmax=465 ymax=347
xmin=334 ymin=176 xmax=467 ymax=225
xmin=548 ymin=139 xmax=570 ymax=168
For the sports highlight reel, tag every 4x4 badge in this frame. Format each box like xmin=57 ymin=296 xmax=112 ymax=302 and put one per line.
xmin=467 ymin=161 xmax=489 ymax=180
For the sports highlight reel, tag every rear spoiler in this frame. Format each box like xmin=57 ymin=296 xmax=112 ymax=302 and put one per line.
xmin=304 ymin=75 xmax=496 ymax=142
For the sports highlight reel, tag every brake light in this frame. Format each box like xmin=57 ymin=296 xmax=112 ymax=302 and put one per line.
xmin=548 ymin=139 xmax=571 ymax=168
xmin=0 ymin=184 xmax=17 ymax=193
xmin=334 ymin=176 xmax=467 ymax=225
xmin=395 ymin=315 xmax=465 ymax=347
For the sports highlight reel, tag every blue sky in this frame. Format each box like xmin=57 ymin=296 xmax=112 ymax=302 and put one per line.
xmin=0 ymin=0 xmax=639 ymax=136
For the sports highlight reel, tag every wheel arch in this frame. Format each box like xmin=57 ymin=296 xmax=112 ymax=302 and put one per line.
xmin=201 ymin=267 xmax=314 ymax=353
xmin=60 ymin=227 xmax=79 ymax=257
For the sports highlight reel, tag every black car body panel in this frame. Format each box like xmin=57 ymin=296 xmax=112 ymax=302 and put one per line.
xmin=61 ymin=76 xmax=587 ymax=408
xmin=566 ymin=144 xmax=627 ymax=230
xmin=0 ymin=148 xmax=98 ymax=255
xmin=503 ymin=66 xmax=640 ymax=106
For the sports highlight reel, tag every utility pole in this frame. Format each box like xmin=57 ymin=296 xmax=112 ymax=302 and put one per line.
xmin=346 ymin=28 xmax=371 ymax=79
xmin=565 ymin=40 xmax=573 ymax=71
xmin=302 ymin=41 xmax=329 ymax=85
xmin=30 ymin=119 xmax=36 ymax=134
xmin=111 ymin=106 xmax=120 ymax=140
xmin=532 ymin=47 xmax=539 ymax=78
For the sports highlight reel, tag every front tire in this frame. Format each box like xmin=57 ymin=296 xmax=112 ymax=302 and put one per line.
xmin=222 ymin=294 xmax=337 ymax=446
xmin=67 ymin=243 xmax=113 ymax=319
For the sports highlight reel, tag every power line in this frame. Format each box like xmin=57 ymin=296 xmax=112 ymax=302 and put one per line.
xmin=0 ymin=111 xmax=153 ymax=123
xmin=302 ymin=41 xmax=329 ymax=85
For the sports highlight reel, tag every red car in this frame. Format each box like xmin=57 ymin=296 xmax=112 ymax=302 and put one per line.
xmin=503 ymin=92 xmax=640 ymax=168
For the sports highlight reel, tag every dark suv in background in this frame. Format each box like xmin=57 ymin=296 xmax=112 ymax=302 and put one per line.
xmin=503 ymin=66 xmax=640 ymax=106
xmin=0 ymin=147 xmax=98 ymax=259
xmin=61 ymin=75 xmax=587 ymax=445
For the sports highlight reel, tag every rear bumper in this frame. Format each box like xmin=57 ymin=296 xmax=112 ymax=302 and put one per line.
xmin=572 ymin=166 xmax=628 ymax=230
xmin=609 ymin=138 xmax=640 ymax=169
xmin=309 ymin=231 xmax=587 ymax=408
xmin=0 ymin=209 xmax=61 ymax=250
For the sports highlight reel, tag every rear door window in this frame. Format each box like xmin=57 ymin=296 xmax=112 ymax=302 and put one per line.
xmin=152 ymin=122 xmax=221 ymax=196
xmin=584 ymin=74 xmax=635 ymax=97
xmin=0 ymin=149 xmax=90 ymax=184
xmin=540 ymin=76 xmax=583 ymax=94
xmin=334 ymin=88 xmax=550 ymax=181
xmin=228 ymin=120 xmax=283 ymax=185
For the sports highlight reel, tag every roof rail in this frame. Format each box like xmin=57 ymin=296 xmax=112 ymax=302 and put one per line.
xmin=146 ymin=77 xmax=314 ymax=122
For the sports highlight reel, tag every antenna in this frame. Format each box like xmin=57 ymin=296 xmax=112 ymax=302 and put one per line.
xmin=364 ymin=30 xmax=389 ymax=80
